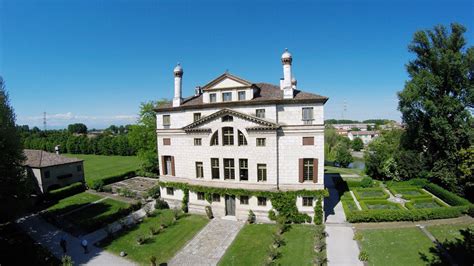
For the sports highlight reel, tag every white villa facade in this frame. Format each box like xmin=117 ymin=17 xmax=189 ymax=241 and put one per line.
xmin=155 ymin=50 xmax=328 ymax=222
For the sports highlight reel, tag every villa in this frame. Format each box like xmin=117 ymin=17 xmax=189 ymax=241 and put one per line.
xmin=155 ymin=50 xmax=328 ymax=222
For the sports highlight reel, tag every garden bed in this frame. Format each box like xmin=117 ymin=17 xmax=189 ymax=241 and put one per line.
xmin=405 ymin=198 xmax=447 ymax=209
xmin=388 ymin=187 xmax=431 ymax=200
xmin=359 ymin=200 xmax=404 ymax=210
xmin=352 ymin=188 xmax=389 ymax=200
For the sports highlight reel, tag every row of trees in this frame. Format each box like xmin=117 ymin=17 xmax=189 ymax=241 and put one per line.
xmin=325 ymin=126 xmax=354 ymax=167
xmin=365 ymin=23 xmax=473 ymax=201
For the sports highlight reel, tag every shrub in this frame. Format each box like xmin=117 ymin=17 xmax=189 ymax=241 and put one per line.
xmin=47 ymin=182 xmax=86 ymax=201
xmin=136 ymin=234 xmax=146 ymax=245
xmin=173 ymin=207 xmax=181 ymax=220
xmin=247 ymin=210 xmax=256 ymax=224
xmin=268 ymin=209 xmax=277 ymax=221
xmin=150 ymin=256 xmax=157 ymax=266
xmin=149 ymin=226 xmax=159 ymax=236
xmin=102 ymin=185 xmax=113 ymax=193
xmin=90 ymin=180 xmax=105 ymax=191
xmin=423 ymin=183 xmax=470 ymax=206
xmin=267 ymin=244 xmax=280 ymax=260
xmin=345 ymin=206 xmax=468 ymax=223
xmin=276 ymin=217 xmax=290 ymax=234
xmin=146 ymin=186 xmax=161 ymax=199
xmin=205 ymin=206 xmax=213 ymax=219
xmin=89 ymin=170 xmax=136 ymax=188
xmin=359 ymin=250 xmax=369 ymax=261
xmin=61 ymin=255 xmax=73 ymax=266
xmin=272 ymin=231 xmax=285 ymax=247
xmin=181 ymin=189 xmax=189 ymax=213
xmin=314 ymin=251 xmax=328 ymax=266
xmin=353 ymin=232 xmax=363 ymax=241
xmin=130 ymin=201 xmax=142 ymax=211
xmin=155 ymin=199 xmax=169 ymax=210
xmin=360 ymin=177 xmax=374 ymax=188
xmin=314 ymin=197 xmax=323 ymax=225
xmin=118 ymin=188 xmax=137 ymax=198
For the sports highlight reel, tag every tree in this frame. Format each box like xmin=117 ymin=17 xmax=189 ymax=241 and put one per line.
xmin=334 ymin=142 xmax=353 ymax=168
xmin=351 ymin=138 xmax=364 ymax=151
xmin=364 ymin=129 xmax=403 ymax=180
xmin=67 ymin=123 xmax=88 ymax=134
xmin=398 ymin=23 xmax=473 ymax=196
xmin=0 ymin=77 xmax=32 ymax=220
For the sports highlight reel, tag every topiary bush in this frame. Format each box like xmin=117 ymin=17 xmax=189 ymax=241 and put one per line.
xmin=268 ymin=209 xmax=277 ymax=221
xmin=248 ymin=210 xmax=256 ymax=224
xmin=313 ymin=196 xmax=323 ymax=225
xmin=358 ymin=250 xmax=369 ymax=261
xmin=205 ymin=206 xmax=213 ymax=219
xmin=155 ymin=199 xmax=169 ymax=210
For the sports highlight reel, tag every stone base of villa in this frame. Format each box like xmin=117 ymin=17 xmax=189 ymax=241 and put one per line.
xmin=158 ymin=176 xmax=321 ymax=223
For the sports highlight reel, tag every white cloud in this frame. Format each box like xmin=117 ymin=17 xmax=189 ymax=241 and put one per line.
xmin=17 ymin=112 xmax=138 ymax=129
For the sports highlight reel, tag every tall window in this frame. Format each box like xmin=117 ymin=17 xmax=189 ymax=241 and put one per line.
xmin=195 ymin=162 xmax=204 ymax=178
xmin=212 ymin=193 xmax=220 ymax=202
xmin=238 ymin=91 xmax=246 ymax=101
xmin=256 ymin=138 xmax=266 ymax=147
xmin=211 ymin=158 xmax=220 ymax=179
xmin=222 ymin=115 xmax=233 ymax=122
xmin=222 ymin=92 xmax=232 ymax=102
xmin=302 ymin=107 xmax=314 ymax=125
xmin=194 ymin=138 xmax=202 ymax=146
xmin=239 ymin=159 xmax=248 ymax=181
xmin=166 ymin=187 xmax=174 ymax=195
xmin=224 ymin=159 xmax=235 ymax=180
xmin=256 ymin=109 xmax=265 ymax=118
xmin=210 ymin=93 xmax=217 ymax=103
xmin=193 ymin=113 xmax=201 ymax=122
xmin=210 ymin=131 xmax=219 ymax=146
xmin=257 ymin=164 xmax=267 ymax=182
xmin=223 ymin=127 xmax=234 ymax=145
xmin=197 ymin=192 xmax=205 ymax=200
xmin=238 ymin=130 xmax=248 ymax=146
xmin=257 ymin=197 xmax=267 ymax=206
xmin=163 ymin=115 xmax=170 ymax=128
xmin=303 ymin=159 xmax=314 ymax=181
xmin=240 ymin=195 xmax=249 ymax=205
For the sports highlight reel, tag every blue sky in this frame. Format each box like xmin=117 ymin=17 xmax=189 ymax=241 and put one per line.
xmin=1 ymin=0 xmax=473 ymax=129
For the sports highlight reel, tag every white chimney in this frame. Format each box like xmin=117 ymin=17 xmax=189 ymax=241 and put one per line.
xmin=281 ymin=49 xmax=294 ymax=99
xmin=173 ymin=63 xmax=183 ymax=107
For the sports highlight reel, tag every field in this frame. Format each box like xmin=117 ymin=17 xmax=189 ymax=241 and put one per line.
xmin=102 ymin=209 xmax=208 ymax=265
xmin=219 ymin=224 xmax=316 ymax=266
xmin=64 ymin=154 xmax=141 ymax=186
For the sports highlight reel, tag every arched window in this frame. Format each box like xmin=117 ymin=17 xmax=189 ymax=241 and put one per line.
xmin=238 ymin=130 xmax=247 ymax=146
xmin=210 ymin=131 xmax=219 ymax=146
xmin=222 ymin=127 xmax=234 ymax=146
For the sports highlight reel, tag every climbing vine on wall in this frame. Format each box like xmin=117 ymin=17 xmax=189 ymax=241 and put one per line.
xmin=159 ymin=181 xmax=329 ymax=223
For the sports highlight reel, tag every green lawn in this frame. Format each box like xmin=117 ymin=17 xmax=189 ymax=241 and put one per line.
xmin=219 ymin=224 xmax=317 ymax=266
xmin=63 ymin=154 xmax=141 ymax=185
xmin=45 ymin=192 xmax=103 ymax=217
xmin=276 ymin=225 xmax=316 ymax=266
xmin=325 ymin=166 xmax=365 ymax=176
xmin=359 ymin=227 xmax=437 ymax=266
xmin=219 ymin=224 xmax=276 ymax=265
xmin=102 ymin=209 xmax=208 ymax=265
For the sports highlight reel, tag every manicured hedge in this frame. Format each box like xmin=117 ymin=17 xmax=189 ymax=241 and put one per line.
xmin=342 ymin=200 xmax=360 ymax=212
xmin=405 ymin=198 xmax=448 ymax=210
xmin=89 ymin=170 xmax=136 ymax=190
xmin=359 ymin=200 xmax=404 ymax=210
xmin=46 ymin=182 xmax=85 ymax=201
xmin=346 ymin=206 xmax=468 ymax=223
xmin=387 ymin=187 xmax=431 ymax=200
xmin=352 ymin=188 xmax=389 ymax=201
xmin=422 ymin=183 xmax=470 ymax=206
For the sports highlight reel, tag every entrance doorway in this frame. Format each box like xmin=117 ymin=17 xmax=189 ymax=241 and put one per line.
xmin=225 ymin=195 xmax=236 ymax=216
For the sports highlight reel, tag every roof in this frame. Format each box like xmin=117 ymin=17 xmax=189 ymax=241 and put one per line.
xmin=350 ymin=131 xmax=379 ymax=136
xmin=23 ymin=149 xmax=83 ymax=168
xmin=201 ymin=72 xmax=253 ymax=91
xmin=155 ymin=79 xmax=328 ymax=112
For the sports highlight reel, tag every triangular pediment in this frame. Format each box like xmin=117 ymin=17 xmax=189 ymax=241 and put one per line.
xmin=202 ymin=73 xmax=253 ymax=91
xmin=183 ymin=108 xmax=279 ymax=131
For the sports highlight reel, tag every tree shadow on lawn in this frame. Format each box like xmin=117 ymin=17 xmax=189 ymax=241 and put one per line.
xmin=419 ymin=227 xmax=474 ymax=266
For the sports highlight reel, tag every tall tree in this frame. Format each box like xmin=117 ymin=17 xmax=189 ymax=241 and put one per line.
xmin=67 ymin=123 xmax=88 ymax=134
xmin=0 ymin=77 xmax=32 ymax=220
xmin=398 ymin=23 xmax=474 ymax=196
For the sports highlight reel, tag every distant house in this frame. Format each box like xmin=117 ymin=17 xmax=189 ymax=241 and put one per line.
xmin=347 ymin=131 xmax=379 ymax=145
xmin=23 ymin=149 xmax=85 ymax=193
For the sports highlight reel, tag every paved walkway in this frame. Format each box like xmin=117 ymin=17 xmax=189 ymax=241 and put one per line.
xmin=16 ymin=214 xmax=135 ymax=266
xmin=324 ymin=174 xmax=363 ymax=266
xmin=169 ymin=217 xmax=244 ymax=266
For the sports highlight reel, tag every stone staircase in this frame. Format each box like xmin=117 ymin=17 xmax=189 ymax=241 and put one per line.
xmin=169 ymin=218 xmax=244 ymax=266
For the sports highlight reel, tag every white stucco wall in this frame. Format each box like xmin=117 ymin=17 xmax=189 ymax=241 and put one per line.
xmin=31 ymin=162 xmax=85 ymax=193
